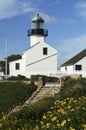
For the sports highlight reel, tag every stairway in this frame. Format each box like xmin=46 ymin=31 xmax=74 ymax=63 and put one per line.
xmin=8 ymin=80 xmax=61 ymax=115
xmin=31 ymin=85 xmax=60 ymax=104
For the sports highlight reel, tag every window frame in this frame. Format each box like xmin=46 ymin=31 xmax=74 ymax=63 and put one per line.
xmin=43 ymin=47 xmax=48 ymax=55
xmin=15 ymin=63 xmax=20 ymax=70
xmin=65 ymin=66 xmax=67 ymax=71
xmin=75 ymin=65 xmax=82 ymax=71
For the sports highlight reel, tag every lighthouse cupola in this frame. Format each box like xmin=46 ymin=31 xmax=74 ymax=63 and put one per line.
xmin=28 ymin=13 xmax=48 ymax=47
xmin=32 ymin=13 xmax=44 ymax=29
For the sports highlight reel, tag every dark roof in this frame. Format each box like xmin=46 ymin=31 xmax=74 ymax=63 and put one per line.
xmin=61 ymin=49 xmax=86 ymax=67
xmin=32 ymin=13 xmax=44 ymax=23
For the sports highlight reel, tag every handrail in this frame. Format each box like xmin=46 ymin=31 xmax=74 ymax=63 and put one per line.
xmin=43 ymin=78 xmax=61 ymax=98
xmin=8 ymin=78 xmax=61 ymax=115
xmin=8 ymin=83 xmax=43 ymax=114
xmin=23 ymin=83 xmax=43 ymax=106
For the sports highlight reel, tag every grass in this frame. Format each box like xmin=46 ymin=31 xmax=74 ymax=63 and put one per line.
xmin=0 ymin=82 xmax=37 ymax=117
xmin=58 ymin=77 xmax=86 ymax=99
xmin=0 ymin=77 xmax=86 ymax=130
xmin=32 ymin=96 xmax=86 ymax=130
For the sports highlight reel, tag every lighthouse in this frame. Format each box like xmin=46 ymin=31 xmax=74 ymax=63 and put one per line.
xmin=28 ymin=13 xmax=48 ymax=47
xmin=9 ymin=13 xmax=57 ymax=78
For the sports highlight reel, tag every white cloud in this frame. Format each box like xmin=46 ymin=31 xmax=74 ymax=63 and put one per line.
xmin=0 ymin=0 xmax=35 ymax=19
xmin=61 ymin=18 xmax=77 ymax=24
xmin=75 ymin=1 xmax=86 ymax=19
xmin=39 ymin=12 xmax=58 ymax=24
xmin=75 ymin=1 xmax=86 ymax=8
xmin=0 ymin=0 xmax=58 ymax=23
xmin=58 ymin=34 xmax=86 ymax=65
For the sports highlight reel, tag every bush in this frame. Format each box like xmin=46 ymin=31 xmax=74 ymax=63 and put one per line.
xmin=0 ymin=77 xmax=86 ymax=130
xmin=13 ymin=97 xmax=56 ymax=120
xmin=58 ymin=78 xmax=86 ymax=100
xmin=0 ymin=82 xmax=37 ymax=117
xmin=31 ymin=75 xmax=59 ymax=85
xmin=32 ymin=96 xmax=86 ymax=130
xmin=7 ymin=75 xmax=29 ymax=81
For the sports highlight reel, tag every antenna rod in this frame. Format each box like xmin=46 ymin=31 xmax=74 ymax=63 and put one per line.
xmin=5 ymin=38 xmax=8 ymax=78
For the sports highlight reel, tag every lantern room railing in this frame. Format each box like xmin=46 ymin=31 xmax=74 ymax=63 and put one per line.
xmin=28 ymin=29 xmax=48 ymax=37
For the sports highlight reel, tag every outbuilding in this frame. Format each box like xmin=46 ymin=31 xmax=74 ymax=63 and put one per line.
xmin=61 ymin=49 xmax=86 ymax=77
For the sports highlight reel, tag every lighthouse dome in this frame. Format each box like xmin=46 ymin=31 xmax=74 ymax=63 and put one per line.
xmin=32 ymin=13 xmax=44 ymax=23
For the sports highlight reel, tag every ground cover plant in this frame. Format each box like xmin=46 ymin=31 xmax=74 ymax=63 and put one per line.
xmin=0 ymin=82 xmax=37 ymax=117
xmin=0 ymin=77 xmax=86 ymax=130
xmin=59 ymin=77 xmax=86 ymax=99
xmin=32 ymin=96 xmax=86 ymax=130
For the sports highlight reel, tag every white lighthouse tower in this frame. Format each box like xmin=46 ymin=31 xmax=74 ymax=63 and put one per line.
xmin=28 ymin=13 xmax=48 ymax=47
xmin=9 ymin=13 xmax=57 ymax=78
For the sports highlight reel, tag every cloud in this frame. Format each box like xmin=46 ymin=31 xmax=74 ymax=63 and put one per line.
xmin=57 ymin=34 xmax=86 ymax=65
xmin=0 ymin=0 xmax=35 ymax=19
xmin=75 ymin=1 xmax=86 ymax=19
xmin=39 ymin=12 xmax=58 ymax=24
xmin=61 ymin=18 xmax=77 ymax=24
xmin=0 ymin=0 xmax=58 ymax=23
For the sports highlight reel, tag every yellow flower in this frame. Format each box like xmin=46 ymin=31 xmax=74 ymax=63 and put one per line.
xmin=36 ymin=125 xmax=39 ymax=130
xmin=51 ymin=117 xmax=57 ymax=121
xmin=71 ymin=108 xmax=74 ymax=111
xmin=17 ymin=128 xmax=21 ymax=130
xmin=33 ymin=128 xmax=37 ymax=130
xmin=40 ymin=121 xmax=44 ymax=125
xmin=82 ymin=107 xmax=85 ymax=110
xmin=60 ymin=120 xmax=66 ymax=127
xmin=82 ymin=124 xmax=86 ymax=128
xmin=42 ymin=114 xmax=46 ymax=119
xmin=2 ymin=115 xmax=6 ymax=120
xmin=57 ymin=123 xmax=61 ymax=128
xmin=67 ymin=105 xmax=71 ymax=109
xmin=58 ymin=108 xmax=66 ymax=115
xmin=69 ymin=127 xmax=75 ymax=130
xmin=50 ymin=106 xmax=53 ymax=109
xmin=42 ymin=125 xmax=45 ymax=129
xmin=8 ymin=128 xmax=12 ymax=130
xmin=67 ymin=118 xmax=71 ymax=122
xmin=49 ymin=114 xmax=53 ymax=118
xmin=46 ymin=123 xmax=50 ymax=128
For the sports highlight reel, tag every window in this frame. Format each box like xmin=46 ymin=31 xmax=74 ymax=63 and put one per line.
xmin=65 ymin=67 xmax=67 ymax=71
xmin=43 ymin=47 xmax=48 ymax=55
xmin=15 ymin=63 xmax=20 ymax=70
xmin=75 ymin=65 xmax=82 ymax=70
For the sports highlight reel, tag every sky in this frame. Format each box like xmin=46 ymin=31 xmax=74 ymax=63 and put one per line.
xmin=0 ymin=0 xmax=86 ymax=67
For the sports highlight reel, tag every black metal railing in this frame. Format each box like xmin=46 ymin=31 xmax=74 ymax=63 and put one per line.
xmin=28 ymin=29 xmax=48 ymax=37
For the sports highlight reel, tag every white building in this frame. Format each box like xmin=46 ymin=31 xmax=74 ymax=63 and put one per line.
xmin=61 ymin=49 xmax=86 ymax=77
xmin=9 ymin=13 xmax=57 ymax=78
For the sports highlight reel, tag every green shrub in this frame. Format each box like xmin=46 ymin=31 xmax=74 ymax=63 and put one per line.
xmin=0 ymin=82 xmax=37 ymax=117
xmin=58 ymin=78 xmax=86 ymax=100
xmin=31 ymin=75 xmax=59 ymax=85
xmin=7 ymin=75 xmax=29 ymax=81
xmin=13 ymin=97 xmax=56 ymax=120
xmin=0 ymin=77 xmax=86 ymax=130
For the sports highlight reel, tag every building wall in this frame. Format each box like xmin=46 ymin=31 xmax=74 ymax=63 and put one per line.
xmin=25 ymin=42 xmax=57 ymax=78
xmin=74 ymin=56 xmax=86 ymax=77
xmin=25 ymin=54 xmax=57 ymax=78
xmin=61 ymin=56 xmax=86 ymax=77
xmin=25 ymin=42 xmax=57 ymax=65
xmin=30 ymin=35 xmax=45 ymax=47
xmin=61 ymin=65 xmax=74 ymax=74
xmin=9 ymin=59 xmax=25 ymax=76
xmin=9 ymin=42 xmax=57 ymax=78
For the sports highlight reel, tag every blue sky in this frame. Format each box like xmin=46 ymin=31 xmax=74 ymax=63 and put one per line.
xmin=0 ymin=0 xmax=86 ymax=67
